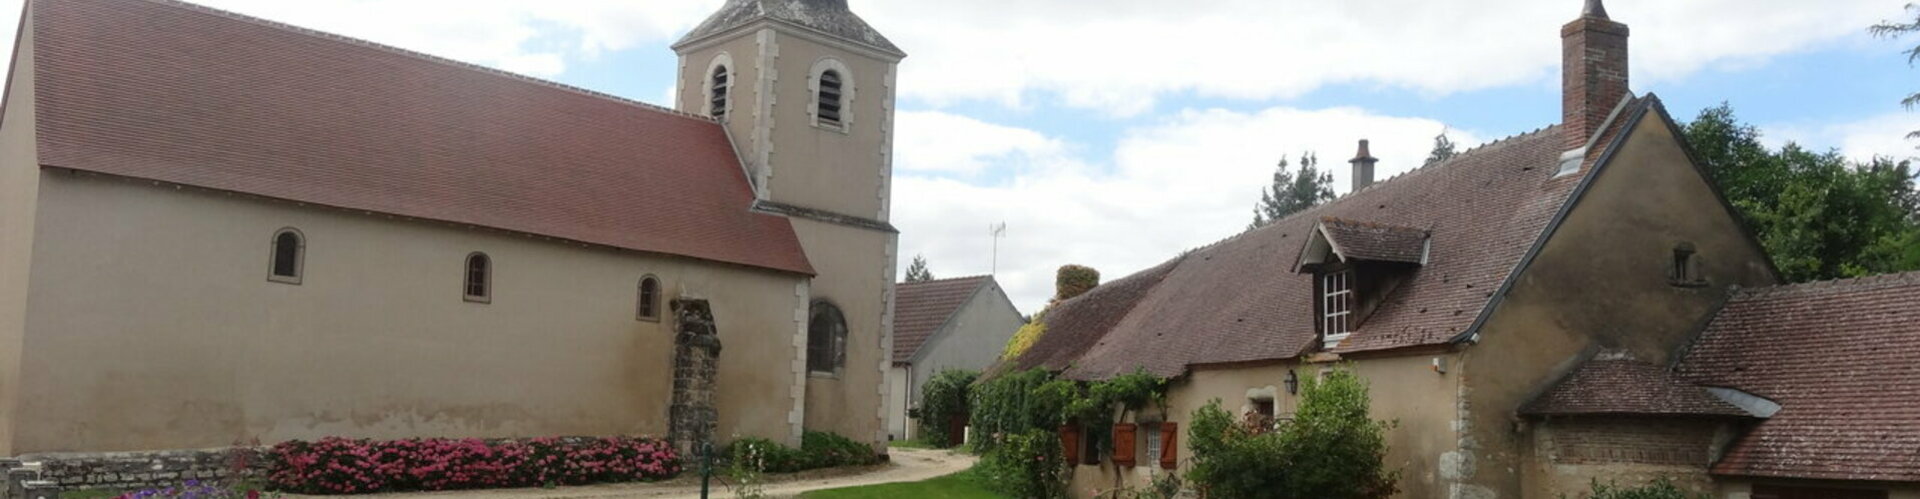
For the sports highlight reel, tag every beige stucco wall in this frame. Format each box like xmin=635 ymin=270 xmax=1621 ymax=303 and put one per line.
xmin=793 ymin=217 xmax=892 ymax=448
xmin=13 ymin=173 xmax=810 ymax=454
xmin=0 ymin=6 xmax=41 ymax=457
xmin=1066 ymin=354 xmax=1463 ymax=499
xmin=903 ymin=281 xmax=1023 ymax=417
xmin=1459 ymin=117 xmax=1779 ymax=498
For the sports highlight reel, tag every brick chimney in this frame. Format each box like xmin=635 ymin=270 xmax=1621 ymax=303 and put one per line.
xmin=1349 ymin=139 xmax=1378 ymax=192
xmin=1561 ymin=0 xmax=1629 ymax=151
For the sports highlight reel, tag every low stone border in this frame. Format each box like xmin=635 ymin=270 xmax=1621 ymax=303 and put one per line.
xmin=15 ymin=447 xmax=267 ymax=492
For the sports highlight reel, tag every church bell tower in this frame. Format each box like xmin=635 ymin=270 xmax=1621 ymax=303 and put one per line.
xmin=672 ymin=0 xmax=905 ymax=449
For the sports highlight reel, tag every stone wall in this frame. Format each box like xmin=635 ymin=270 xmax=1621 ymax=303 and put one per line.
xmin=669 ymin=299 xmax=721 ymax=455
xmin=16 ymin=447 xmax=266 ymax=492
xmin=1525 ymin=417 xmax=1728 ymax=498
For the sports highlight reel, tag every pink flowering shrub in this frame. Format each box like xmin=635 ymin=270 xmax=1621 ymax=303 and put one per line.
xmin=267 ymin=436 xmax=680 ymax=494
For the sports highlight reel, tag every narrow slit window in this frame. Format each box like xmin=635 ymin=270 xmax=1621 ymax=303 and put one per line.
xmin=1322 ymin=269 xmax=1353 ymax=343
xmin=638 ymin=276 xmax=662 ymax=321
xmin=817 ymin=70 xmax=843 ymax=127
xmin=710 ymin=66 xmax=730 ymax=120
xmin=269 ymin=228 xmax=304 ymax=284
xmin=465 ymin=252 xmax=491 ymax=303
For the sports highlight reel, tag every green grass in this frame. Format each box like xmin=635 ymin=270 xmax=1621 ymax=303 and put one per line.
xmin=886 ymin=439 xmax=935 ymax=449
xmin=801 ymin=469 xmax=1004 ymax=499
xmin=59 ymin=489 xmax=123 ymax=499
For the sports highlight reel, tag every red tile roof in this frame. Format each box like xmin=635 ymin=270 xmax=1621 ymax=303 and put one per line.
xmin=1317 ymin=217 xmax=1430 ymax=265
xmin=26 ymin=0 xmax=813 ymax=275
xmin=1676 ymin=272 xmax=1920 ymax=483
xmin=893 ymin=276 xmax=994 ymax=361
xmin=1520 ymin=350 xmax=1749 ymax=418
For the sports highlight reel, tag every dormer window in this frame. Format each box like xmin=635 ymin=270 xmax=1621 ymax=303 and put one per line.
xmin=1294 ymin=217 xmax=1430 ymax=349
xmin=1322 ymin=268 xmax=1354 ymax=344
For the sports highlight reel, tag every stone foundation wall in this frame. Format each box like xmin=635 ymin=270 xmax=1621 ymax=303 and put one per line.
xmin=18 ymin=448 xmax=266 ymax=492
xmin=1524 ymin=417 xmax=1727 ymax=499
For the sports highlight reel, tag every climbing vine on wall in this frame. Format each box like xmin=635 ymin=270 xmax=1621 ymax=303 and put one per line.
xmin=916 ymin=369 xmax=978 ymax=448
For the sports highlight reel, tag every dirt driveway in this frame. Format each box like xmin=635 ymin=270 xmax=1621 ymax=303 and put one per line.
xmin=283 ymin=448 xmax=976 ymax=499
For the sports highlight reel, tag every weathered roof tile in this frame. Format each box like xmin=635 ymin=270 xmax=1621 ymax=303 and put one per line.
xmin=1677 ymin=271 xmax=1920 ymax=482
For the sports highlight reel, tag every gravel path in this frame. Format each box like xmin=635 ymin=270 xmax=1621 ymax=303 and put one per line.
xmin=283 ymin=448 xmax=977 ymax=499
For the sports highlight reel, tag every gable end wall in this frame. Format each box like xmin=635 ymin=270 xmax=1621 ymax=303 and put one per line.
xmin=1460 ymin=108 xmax=1779 ymax=499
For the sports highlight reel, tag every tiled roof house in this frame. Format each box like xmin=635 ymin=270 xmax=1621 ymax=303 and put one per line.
xmin=992 ymin=1 xmax=1913 ymax=498
xmin=885 ymin=276 xmax=1023 ymax=441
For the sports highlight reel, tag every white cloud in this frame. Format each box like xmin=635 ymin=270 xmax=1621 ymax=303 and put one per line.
xmin=895 ymin=111 xmax=1069 ymax=175
xmin=859 ymin=0 xmax=1898 ymax=115
xmin=894 ymin=108 xmax=1479 ymax=313
xmin=2 ymin=0 xmax=1896 ymax=116
xmin=1763 ymin=112 xmax=1920 ymax=163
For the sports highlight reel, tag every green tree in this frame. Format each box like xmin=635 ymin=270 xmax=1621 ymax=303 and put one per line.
xmin=1250 ymin=153 xmax=1335 ymax=229
xmin=1683 ymin=104 xmax=1920 ymax=282
xmin=1425 ymin=130 xmax=1459 ymax=166
xmin=1186 ymin=367 xmax=1398 ymax=499
xmin=904 ymin=254 xmax=934 ymax=282
xmin=1870 ymin=3 xmax=1920 ymax=140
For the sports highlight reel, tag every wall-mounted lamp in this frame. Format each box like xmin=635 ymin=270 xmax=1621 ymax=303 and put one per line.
xmin=1284 ymin=370 xmax=1300 ymax=395
xmin=1431 ymin=357 xmax=1448 ymax=375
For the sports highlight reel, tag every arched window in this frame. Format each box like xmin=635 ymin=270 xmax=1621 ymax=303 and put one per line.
xmin=816 ymin=69 xmax=843 ymax=127
xmin=807 ymin=301 xmax=848 ymax=375
xmin=638 ymin=276 xmax=662 ymax=321
xmin=809 ymin=59 xmax=852 ymax=130
xmin=709 ymin=65 xmax=731 ymax=120
xmin=464 ymin=252 xmax=491 ymax=303
xmin=268 ymin=228 xmax=304 ymax=284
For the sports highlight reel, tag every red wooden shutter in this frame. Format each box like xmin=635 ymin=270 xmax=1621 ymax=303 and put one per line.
xmin=1112 ymin=423 xmax=1137 ymax=467
xmin=1059 ymin=424 xmax=1080 ymax=465
xmin=1159 ymin=422 xmax=1179 ymax=469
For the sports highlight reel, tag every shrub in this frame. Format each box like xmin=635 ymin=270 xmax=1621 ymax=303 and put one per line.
xmin=1185 ymin=367 xmax=1397 ymax=499
xmin=976 ymin=429 xmax=1066 ymax=499
xmin=1053 ymin=265 xmax=1100 ymax=303
xmin=917 ymin=369 xmax=978 ymax=448
xmin=266 ymin=436 xmax=679 ymax=494
xmin=725 ymin=432 xmax=877 ymax=474
xmin=1584 ymin=477 xmax=1711 ymax=499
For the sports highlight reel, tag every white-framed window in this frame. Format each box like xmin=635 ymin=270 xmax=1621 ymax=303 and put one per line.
xmin=268 ymin=227 xmax=305 ymax=285
xmin=808 ymin=58 xmax=853 ymax=131
xmin=1142 ymin=422 xmax=1164 ymax=463
xmin=1322 ymin=269 xmax=1353 ymax=344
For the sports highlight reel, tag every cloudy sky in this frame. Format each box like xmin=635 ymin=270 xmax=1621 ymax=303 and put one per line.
xmin=2 ymin=0 xmax=1915 ymax=313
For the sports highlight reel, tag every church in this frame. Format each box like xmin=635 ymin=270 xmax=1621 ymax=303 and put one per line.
xmin=0 ymin=0 xmax=902 ymax=458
